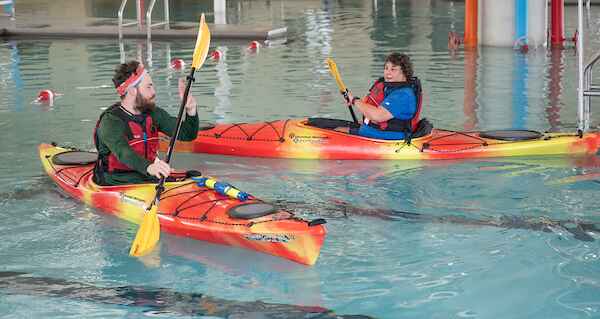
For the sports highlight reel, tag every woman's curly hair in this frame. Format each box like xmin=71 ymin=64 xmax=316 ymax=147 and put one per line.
xmin=385 ymin=53 xmax=413 ymax=79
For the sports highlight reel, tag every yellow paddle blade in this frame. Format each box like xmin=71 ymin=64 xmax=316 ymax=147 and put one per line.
xmin=191 ymin=13 xmax=211 ymax=69
xmin=129 ymin=205 xmax=160 ymax=257
xmin=326 ymin=58 xmax=347 ymax=93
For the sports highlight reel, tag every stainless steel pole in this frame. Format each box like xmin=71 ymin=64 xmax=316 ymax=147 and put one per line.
xmin=577 ymin=0 xmax=585 ymax=132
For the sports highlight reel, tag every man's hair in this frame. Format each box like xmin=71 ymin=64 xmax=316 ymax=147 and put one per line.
xmin=385 ymin=53 xmax=413 ymax=79
xmin=112 ymin=60 xmax=140 ymax=88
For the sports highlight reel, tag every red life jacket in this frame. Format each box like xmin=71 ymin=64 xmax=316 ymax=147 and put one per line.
xmin=93 ymin=103 xmax=159 ymax=174
xmin=362 ymin=78 xmax=386 ymax=107
xmin=362 ymin=77 xmax=423 ymax=133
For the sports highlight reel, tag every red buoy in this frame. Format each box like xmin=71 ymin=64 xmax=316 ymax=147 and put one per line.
xmin=210 ymin=50 xmax=223 ymax=61
xmin=36 ymin=89 xmax=55 ymax=102
xmin=170 ymin=58 xmax=185 ymax=70
xmin=247 ymin=40 xmax=261 ymax=51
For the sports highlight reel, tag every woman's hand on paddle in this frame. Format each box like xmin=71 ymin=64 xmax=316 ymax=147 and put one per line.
xmin=179 ymin=78 xmax=197 ymax=116
xmin=147 ymin=157 xmax=171 ymax=179
xmin=345 ymin=90 xmax=356 ymax=107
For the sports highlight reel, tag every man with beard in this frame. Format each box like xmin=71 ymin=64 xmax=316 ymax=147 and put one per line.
xmin=93 ymin=60 xmax=199 ymax=185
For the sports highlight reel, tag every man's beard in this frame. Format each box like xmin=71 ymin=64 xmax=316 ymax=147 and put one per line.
xmin=135 ymin=94 xmax=156 ymax=113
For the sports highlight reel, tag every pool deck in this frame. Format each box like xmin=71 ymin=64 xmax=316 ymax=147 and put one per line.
xmin=0 ymin=17 xmax=287 ymax=41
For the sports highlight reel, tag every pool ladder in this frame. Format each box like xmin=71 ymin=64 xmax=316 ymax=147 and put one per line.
xmin=581 ymin=52 xmax=600 ymax=132
xmin=118 ymin=0 xmax=169 ymax=41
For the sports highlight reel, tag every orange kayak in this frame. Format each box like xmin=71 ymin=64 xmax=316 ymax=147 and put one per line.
xmin=163 ymin=118 xmax=600 ymax=160
xmin=39 ymin=143 xmax=327 ymax=265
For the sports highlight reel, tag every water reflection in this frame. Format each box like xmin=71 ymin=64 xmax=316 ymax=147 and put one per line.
xmin=213 ymin=46 xmax=232 ymax=123
xmin=161 ymin=234 xmax=325 ymax=306
xmin=459 ymin=46 xmax=566 ymax=131
xmin=0 ymin=41 xmax=24 ymax=111
xmin=463 ymin=49 xmax=478 ymax=130
xmin=547 ymin=48 xmax=566 ymax=131
xmin=118 ymin=38 xmax=144 ymax=65
xmin=512 ymin=51 xmax=528 ymax=129
xmin=0 ymin=271 xmax=372 ymax=318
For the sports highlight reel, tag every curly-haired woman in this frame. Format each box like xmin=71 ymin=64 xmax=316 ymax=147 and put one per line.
xmin=339 ymin=53 xmax=422 ymax=140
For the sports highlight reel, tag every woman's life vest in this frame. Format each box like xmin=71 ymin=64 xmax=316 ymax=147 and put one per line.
xmin=93 ymin=103 xmax=159 ymax=174
xmin=361 ymin=77 xmax=423 ymax=133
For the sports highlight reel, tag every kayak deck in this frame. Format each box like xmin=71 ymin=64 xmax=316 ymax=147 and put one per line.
xmin=164 ymin=118 xmax=600 ymax=160
xmin=39 ymin=143 xmax=326 ymax=265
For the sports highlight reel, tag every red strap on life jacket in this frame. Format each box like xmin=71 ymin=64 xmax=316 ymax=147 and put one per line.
xmin=362 ymin=77 xmax=386 ymax=107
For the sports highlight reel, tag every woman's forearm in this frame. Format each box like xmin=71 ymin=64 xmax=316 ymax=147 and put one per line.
xmin=356 ymin=101 xmax=393 ymax=123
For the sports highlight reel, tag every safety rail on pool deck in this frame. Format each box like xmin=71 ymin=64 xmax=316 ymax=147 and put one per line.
xmin=118 ymin=0 xmax=143 ymax=39
xmin=577 ymin=0 xmax=596 ymax=133
xmin=146 ymin=0 xmax=170 ymax=41
xmin=118 ymin=0 xmax=170 ymax=40
xmin=583 ymin=52 xmax=600 ymax=132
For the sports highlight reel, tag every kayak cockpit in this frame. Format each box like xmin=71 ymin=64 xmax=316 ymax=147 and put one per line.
xmin=304 ymin=117 xmax=433 ymax=140
xmin=304 ymin=118 xmax=548 ymax=143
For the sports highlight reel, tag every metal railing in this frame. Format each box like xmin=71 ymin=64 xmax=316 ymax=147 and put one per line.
xmin=577 ymin=0 xmax=589 ymax=132
xmin=582 ymin=52 xmax=600 ymax=132
xmin=118 ymin=0 xmax=142 ymax=39
xmin=146 ymin=0 xmax=170 ymax=41
xmin=118 ymin=0 xmax=170 ymax=40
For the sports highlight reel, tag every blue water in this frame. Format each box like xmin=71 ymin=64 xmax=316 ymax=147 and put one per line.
xmin=1 ymin=1 xmax=600 ymax=318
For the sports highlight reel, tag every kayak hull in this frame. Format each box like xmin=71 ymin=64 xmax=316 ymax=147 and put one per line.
xmin=39 ymin=143 xmax=326 ymax=265
xmin=163 ymin=119 xmax=600 ymax=160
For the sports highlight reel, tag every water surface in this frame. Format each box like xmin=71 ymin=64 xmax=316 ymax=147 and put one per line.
xmin=1 ymin=1 xmax=600 ymax=318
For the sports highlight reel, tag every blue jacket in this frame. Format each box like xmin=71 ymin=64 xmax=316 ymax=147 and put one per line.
xmin=358 ymin=86 xmax=417 ymax=140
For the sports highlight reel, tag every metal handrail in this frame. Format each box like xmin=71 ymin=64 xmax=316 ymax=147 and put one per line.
xmin=146 ymin=0 xmax=170 ymax=41
xmin=579 ymin=0 xmax=599 ymax=131
xmin=582 ymin=49 xmax=600 ymax=133
xmin=118 ymin=0 xmax=142 ymax=39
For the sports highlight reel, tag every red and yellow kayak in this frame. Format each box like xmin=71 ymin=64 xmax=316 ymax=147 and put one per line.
xmin=39 ymin=143 xmax=326 ymax=265
xmin=164 ymin=118 xmax=600 ymax=160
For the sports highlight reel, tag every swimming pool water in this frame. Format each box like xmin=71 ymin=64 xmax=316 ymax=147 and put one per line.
xmin=1 ymin=1 xmax=599 ymax=318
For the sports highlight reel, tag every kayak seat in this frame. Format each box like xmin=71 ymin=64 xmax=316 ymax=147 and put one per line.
xmin=479 ymin=130 xmax=543 ymax=141
xmin=411 ymin=118 xmax=433 ymax=139
xmin=227 ymin=202 xmax=277 ymax=219
xmin=306 ymin=117 xmax=360 ymax=130
xmin=52 ymin=151 xmax=98 ymax=165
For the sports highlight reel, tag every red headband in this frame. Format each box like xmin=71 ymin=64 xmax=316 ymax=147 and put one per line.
xmin=116 ymin=65 xmax=146 ymax=96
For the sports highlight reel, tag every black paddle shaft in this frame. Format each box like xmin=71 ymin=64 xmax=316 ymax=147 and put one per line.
xmin=153 ymin=67 xmax=197 ymax=200
xmin=342 ymin=88 xmax=358 ymax=124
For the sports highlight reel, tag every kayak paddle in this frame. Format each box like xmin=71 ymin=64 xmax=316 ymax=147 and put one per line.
xmin=326 ymin=58 xmax=358 ymax=124
xmin=129 ymin=13 xmax=211 ymax=257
